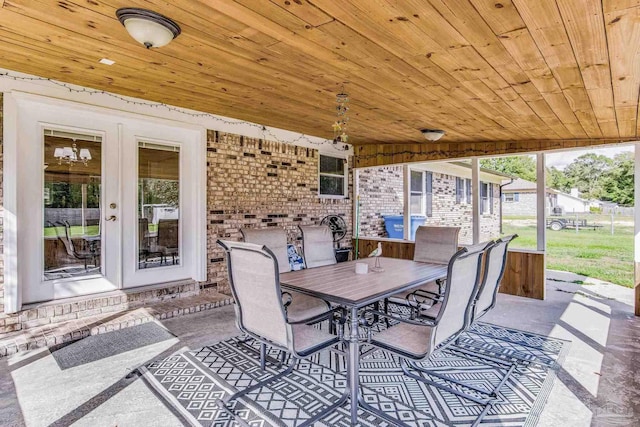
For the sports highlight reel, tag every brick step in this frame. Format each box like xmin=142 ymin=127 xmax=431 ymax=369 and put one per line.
xmin=0 ymin=292 xmax=233 ymax=357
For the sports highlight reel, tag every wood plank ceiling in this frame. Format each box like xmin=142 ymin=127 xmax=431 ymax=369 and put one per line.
xmin=0 ymin=0 xmax=639 ymax=147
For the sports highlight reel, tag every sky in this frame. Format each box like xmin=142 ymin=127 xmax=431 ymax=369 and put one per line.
xmin=545 ymin=144 xmax=635 ymax=170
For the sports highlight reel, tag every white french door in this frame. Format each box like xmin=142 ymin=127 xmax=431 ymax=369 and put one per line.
xmin=121 ymin=122 xmax=202 ymax=287
xmin=8 ymin=93 xmax=205 ymax=307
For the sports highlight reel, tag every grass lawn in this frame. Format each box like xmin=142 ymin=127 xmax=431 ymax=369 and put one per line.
xmin=503 ymin=215 xmax=634 ymax=288
xmin=43 ymin=223 xmax=158 ymax=238
xmin=43 ymin=225 xmax=100 ymax=237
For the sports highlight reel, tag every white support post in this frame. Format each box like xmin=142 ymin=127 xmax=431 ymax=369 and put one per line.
xmin=403 ymin=165 xmax=411 ymax=240
xmin=3 ymin=93 xmax=20 ymax=313
xmin=634 ymin=144 xmax=640 ymax=316
xmin=472 ymin=158 xmax=480 ymax=244
xmin=537 ymin=153 xmax=546 ymax=251
xmin=352 ymin=167 xmax=360 ymax=259
xmin=352 ymin=167 xmax=360 ymax=232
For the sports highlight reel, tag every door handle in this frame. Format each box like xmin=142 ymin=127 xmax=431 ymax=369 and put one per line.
xmin=105 ymin=215 xmax=117 ymax=222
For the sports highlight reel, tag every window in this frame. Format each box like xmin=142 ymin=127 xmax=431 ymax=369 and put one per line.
xmin=456 ymin=177 xmax=471 ymax=204
xmin=480 ymin=182 xmax=493 ymax=214
xmin=319 ymin=155 xmax=347 ymax=197
xmin=138 ymin=142 xmax=180 ymax=269
xmin=410 ymin=171 xmax=433 ymax=217
xmin=410 ymin=170 xmax=424 ymax=215
xmin=504 ymin=193 xmax=515 ymax=202
xmin=426 ymin=172 xmax=433 ymax=217
xmin=43 ymin=130 xmax=102 ymax=281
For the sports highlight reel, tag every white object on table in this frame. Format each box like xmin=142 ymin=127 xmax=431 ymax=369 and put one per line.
xmin=355 ymin=262 xmax=368 ymax=274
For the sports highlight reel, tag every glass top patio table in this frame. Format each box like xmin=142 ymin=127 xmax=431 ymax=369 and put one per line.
xmin=280 ymin=257 xmax=448 ymax=425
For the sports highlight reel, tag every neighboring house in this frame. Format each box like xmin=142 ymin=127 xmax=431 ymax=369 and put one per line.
xmin=358 ymin=161 xmax=510 ymax=244
xmin=502 ymin=178 xmax=593 ymax=215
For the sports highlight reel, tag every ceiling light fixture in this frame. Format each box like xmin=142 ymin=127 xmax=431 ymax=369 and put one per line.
xmin=54 ymin=143 xmax=92 ymax=166
xmin=99 ymin=58 xmax=115 ymax=65
xmin=420 ymin=129 xmax=445 ymax=141
xmin=116 ymin=8 xmax=181 ymax=49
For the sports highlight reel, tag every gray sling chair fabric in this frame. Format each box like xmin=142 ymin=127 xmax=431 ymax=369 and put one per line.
xmin=299 ymin=225 xmax=337 ymax=269
xmin=473 ymin=234 xmax=517 ymax=322
xmin=53 ymin=221 xmax=100 ymax=270
xmin=217 ymin=240 xmax=344 ymax=426
xmin=448 ymin=235 xmax=537 ymax=367
xmin=387 ymin=226 xmax=460 ymax=313
xmin=407 ymin=234 xmax=518 ymax=323
xmin=363 ymin=242 xmax=515 ymax=427
xmin=240 ymin=228 xmax=331 ymax=323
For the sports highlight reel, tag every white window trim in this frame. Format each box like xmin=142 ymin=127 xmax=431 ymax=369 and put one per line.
xmin=409 ymin=169 xmax=426 ymax=216
xmin=456 ymin=177 xmax=472 ymax=205
xmin=318 ymin=154 xmax=348 ymax=199
xmin=480 ymin=182 xmax=489 ymax=215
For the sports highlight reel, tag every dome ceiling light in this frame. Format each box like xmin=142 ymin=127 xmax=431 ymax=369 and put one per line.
xmin=116 ymin=8 xmax=181 ymax=49
xmin=420 ymin=129 xmax=446 ymax=141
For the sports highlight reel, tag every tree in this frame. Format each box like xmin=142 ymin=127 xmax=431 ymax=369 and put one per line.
xmin=563 ymin=153 xmax=613 ymax=199
xmin=546 ymin=166 xmax=572 ymax=193
xmin=600 ymin=152 xmax=634 ymax=205
xmin=139 ymin=179 xmax=180 ymax=207
xmin=480 ymin=156 xmax=536 ymax=181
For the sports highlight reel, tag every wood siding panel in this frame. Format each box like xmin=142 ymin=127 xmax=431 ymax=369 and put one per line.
xmin=635 ymin=262 xmax=640 ymax=316
xmin=501 ymin=251 xmax=545 ymax=300
xmin=354 ymin=238 xmax=544 ymax=300
xmin=354 ymin=238 xmax=415 ymax=261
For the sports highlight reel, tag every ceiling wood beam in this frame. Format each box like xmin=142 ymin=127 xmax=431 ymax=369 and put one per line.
xmin=354 ymin=137 xmax=639 ymax=168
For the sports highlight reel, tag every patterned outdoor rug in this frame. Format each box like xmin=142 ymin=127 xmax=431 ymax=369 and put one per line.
xmin=140 ymin=322 xmax=569 ymax=426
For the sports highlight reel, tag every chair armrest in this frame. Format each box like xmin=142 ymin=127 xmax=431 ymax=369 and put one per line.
xmin=281 ymin=291 xmax=293 ymax=308
xmin=362 ymin=309 xmax=437 ymax=327
xmin=407 ymin=289 xmax=440 ymax=306
xmin=286 ymin=306 xmax=344 ymax=325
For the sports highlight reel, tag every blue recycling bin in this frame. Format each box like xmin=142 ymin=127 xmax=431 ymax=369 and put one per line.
xmin=383 ymin=215 xmax=426 ymax=240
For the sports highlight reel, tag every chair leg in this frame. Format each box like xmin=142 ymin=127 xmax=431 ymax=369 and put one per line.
xmin=433 ymin=278 xmax=445 ymax=302
xmin=401 ymin=359 xmax=491 ymax=405
xmin=402 ymin=356 xmax=519 ymax=426
xmin=459 ymin=331 xmax=555 ymax=367
xmin=260 ymin=342 xmax=267 ymax=371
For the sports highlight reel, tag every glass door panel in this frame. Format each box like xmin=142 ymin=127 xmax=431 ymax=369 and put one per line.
xmin=43 ymin=130 xmax=103 ymax=280
xmin=137 ymin=142 xmax=180 ymax=269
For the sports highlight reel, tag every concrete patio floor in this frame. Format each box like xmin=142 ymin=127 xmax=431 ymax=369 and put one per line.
xmin=0 ymin=272 xmax=638 ymax=427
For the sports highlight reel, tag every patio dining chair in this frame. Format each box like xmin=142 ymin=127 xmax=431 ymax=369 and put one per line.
xmin=387 ymin=226 xmax=460 ymax=314
xmin=217 ymin=239 xmax=345 ymax=426
xmin=151 ymin=219 xmax=179 ymax=265
xmin=240 ymin=227 xmax=332 ymax=323
xmin=138 ymin=218 xmax=151 ymax=267
xmin=471 ymin=234 xmax=517 ymax=323
xmin=448 ymin=235 xmax=539 ymax=365
xmin=363 ymin=242 xmax=513 ymax=427
xmin=53 ymin=221 xmax=100 ymax=270
xmin=299 ymin=225 xmax=336 ymax=268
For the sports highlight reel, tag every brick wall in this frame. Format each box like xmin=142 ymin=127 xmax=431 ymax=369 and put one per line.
xmin=205 ymin=131 xmax=352 ymax=294
xmin=357 ymin=166 xmax=501 ymax=244
xmin=358 ymin=166 xmax=403 ymax=237
xmin=502 ymin=192 xmax=536 ymax=216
